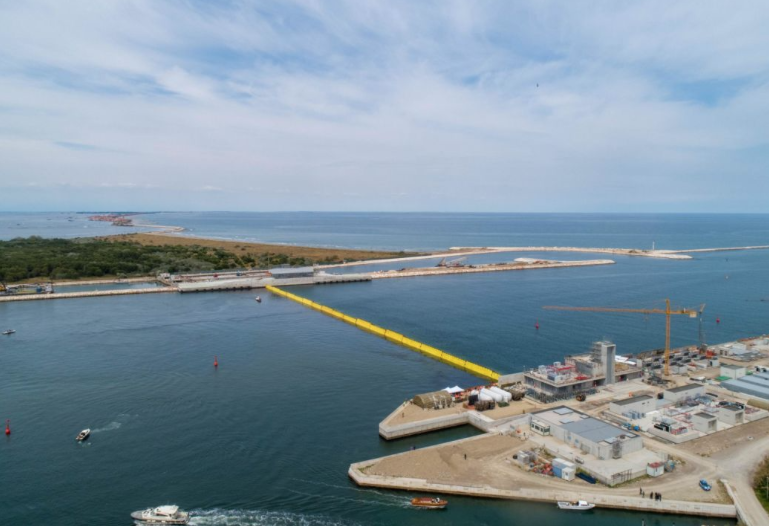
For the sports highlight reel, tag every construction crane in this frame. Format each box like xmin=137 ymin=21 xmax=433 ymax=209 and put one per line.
xmin=543 ymin=299 xmax=704 ymax=376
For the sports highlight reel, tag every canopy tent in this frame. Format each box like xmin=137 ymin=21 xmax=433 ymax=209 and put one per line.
xmin=443 ymin=386 xmax=464 ymax=394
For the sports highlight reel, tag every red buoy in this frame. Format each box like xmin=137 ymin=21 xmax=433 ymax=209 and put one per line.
xmin=214 ymin=355 xmax=218 ymax=368
xmin=716 ymin=318 xmax=720 ymax=324
xmin=5 ymin=419 xmax=10 ymax=436
xmin=535 ymin=321 xmax=540 ymax=330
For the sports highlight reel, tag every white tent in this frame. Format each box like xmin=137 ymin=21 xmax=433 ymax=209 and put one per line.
xmin=443 ymin=385 xmax=463 ymax=394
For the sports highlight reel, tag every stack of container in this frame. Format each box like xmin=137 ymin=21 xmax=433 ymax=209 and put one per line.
xmin=552 ymin=458 xmax=577 ymax=481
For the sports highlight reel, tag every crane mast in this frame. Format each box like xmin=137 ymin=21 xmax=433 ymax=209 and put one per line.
xmin=543 ymin=299 xmax=704 ymax=376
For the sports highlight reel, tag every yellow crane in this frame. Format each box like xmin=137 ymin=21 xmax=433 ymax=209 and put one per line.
xmin=543 ymin=299 xmax=704 ymax=376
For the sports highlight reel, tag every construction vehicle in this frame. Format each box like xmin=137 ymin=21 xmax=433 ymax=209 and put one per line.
xmin=436 ymin=256 xmax=467 ymax=268
xmin=543 ymin=299 xmax=703 ymax=377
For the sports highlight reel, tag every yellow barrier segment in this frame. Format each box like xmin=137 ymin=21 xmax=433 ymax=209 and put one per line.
xmin=266 ymin=285 xmax=500 ymax=381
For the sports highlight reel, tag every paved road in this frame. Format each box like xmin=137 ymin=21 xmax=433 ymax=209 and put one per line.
xmin=711 ymin=433 xmax=769 ymax=526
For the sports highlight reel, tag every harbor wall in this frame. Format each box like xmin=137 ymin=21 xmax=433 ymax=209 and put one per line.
xmin=266 ymin=285 xmax=500 ymax=382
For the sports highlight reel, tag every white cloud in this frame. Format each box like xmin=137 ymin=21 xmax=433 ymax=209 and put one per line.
xmin=0 ymin=1 xmax=768 ymax=211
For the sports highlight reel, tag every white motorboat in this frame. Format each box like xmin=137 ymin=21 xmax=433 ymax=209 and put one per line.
xmin=557 ymin=500 xmax=595 ymax=510
xmin=2 ymin=329 xmax=15 ymax=335
xmin=130 ymin=505 xmax=190 ymax=524
xmin=75 ymin=429 xmax=90 ymax=442
xmin=255 ymin=296 xmax=262 ymax=303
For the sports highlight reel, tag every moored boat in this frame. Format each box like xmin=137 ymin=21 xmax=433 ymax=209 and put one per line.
xmin=557 ymin=500 xmax=595 ymax=510
xmin=75 ymin=428 xmax=91 ymax=442
xmin=130 ymin=505 xmax=190 ymax=524
xmin=411 ymin=497 xmax=447 ymax=509
xmin=255 ymin=296 xmax=262 ymax=303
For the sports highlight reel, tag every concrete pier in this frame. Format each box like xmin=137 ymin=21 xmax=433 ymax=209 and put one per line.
xmin=0 ymin=287 xmax=176 ymax=302
xmin=348 ymin=460 xmax=736 ymax=519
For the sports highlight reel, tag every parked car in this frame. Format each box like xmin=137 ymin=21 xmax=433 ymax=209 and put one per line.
xmin=699 ymin=479 xmax=712 ymax=491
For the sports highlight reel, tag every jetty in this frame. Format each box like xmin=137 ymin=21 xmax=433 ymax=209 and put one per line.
xmin=0 ymin=287 xmax=176 ymax=302
xmin=370 ymin=258 xmax=614 ymax=279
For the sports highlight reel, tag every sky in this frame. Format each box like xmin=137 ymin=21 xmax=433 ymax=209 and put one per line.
xmin=1 ymin=1 xmax=768 ymax=212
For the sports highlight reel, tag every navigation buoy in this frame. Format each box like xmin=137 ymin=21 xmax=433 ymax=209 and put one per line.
xmin=535 ymin=321 xmax=540 ymax=330
xmin=716 ymin=318 xmax=720 ymax=324
xmin=214 ymin=355 xmax=218 ymax=368
xmin=5 ymin=419 xmax=10 ymax=435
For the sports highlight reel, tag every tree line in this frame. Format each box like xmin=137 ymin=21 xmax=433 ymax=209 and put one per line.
xmin=0 ymin=237 xmax=319 ymax=283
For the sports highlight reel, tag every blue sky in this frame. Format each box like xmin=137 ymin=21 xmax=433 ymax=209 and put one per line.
xmin=1 ymin=1 xmax=768 ymax=212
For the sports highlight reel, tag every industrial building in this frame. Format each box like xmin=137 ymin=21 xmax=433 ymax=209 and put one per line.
xmin=524 ymin=341 xmax=643 ymax=397
xmin=720 ymin=364 xmax=747 ymax=379
xmin=530 ymin=406 xmax=643 ymax=460
xmin=609 ymin=394 xmax=656 ymax=417
xmin=663 ymin=384 xmax=705 ymax=403
xmin=722 ymin=371 xmax=769 ymax=400
xmin=691 ymin=412 xmax=717 ymax=433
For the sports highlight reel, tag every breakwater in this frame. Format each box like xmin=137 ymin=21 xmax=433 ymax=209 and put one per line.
xmin=0 ymin=287 xmax=176 ymax=302
xmin=370 ymin=259 xmax=614 ymax=279
xmin=266 ymin=285 xmax=500 ymax=381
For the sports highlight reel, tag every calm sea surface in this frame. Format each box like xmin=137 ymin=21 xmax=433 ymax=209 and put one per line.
xmin=3 ymin=213 xmax=767 ymax=525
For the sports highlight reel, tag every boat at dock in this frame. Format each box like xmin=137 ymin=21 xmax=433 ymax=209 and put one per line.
xmin=75 ymin=429 xmax=90 ymax=442
xmin=2 ymin=329 xmax=15 ymax=335
xmin=410 ymin=497 xmax=447 ymax=509
xmin=130 ymin=505 xmax=190 ymax=524
xmin=557 ymin=500 xmax=595 ymax=510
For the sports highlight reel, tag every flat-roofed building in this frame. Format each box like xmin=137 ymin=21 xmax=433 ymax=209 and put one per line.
xmin=691 ymin=412 xmax=717 ymax=433
xmin=722 ymin=372 xmax=769 ymax=401
xmin=530 ymin=406 xmax=643 ymax=460
xmin=721 ymin=364 xmax=747 ymax=379
xmin=664 ymin=383 xmax=705 ymax=403
xmin=609 ymin=394 xmax=655 ymax=417
xmin=718 ymin=405 xmax=744 ymax=425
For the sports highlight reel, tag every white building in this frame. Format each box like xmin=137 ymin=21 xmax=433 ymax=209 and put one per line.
xmin=721 ymin=364 xmax=747 ymax=379
xmin=718 ymin=406 xmax=744 ymax=425
xmin=530 ymin=406 xmax=643 ymax=460
xmin=609 ymin=394 xmax=655 ymax=417
xmin=664 ymin=384 xmax=705 ymax=403
xmin=691 ymin=412 xmax=717 ymax=433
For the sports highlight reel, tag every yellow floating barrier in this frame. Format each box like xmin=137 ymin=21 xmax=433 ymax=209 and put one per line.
xmin=266 ymin=285 xmax=499 ymax=381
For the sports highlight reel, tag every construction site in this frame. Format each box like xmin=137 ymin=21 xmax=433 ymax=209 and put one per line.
xmin=338 ymin=295 xmax=769 ymax=524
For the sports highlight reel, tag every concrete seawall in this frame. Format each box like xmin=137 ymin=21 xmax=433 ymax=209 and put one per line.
xmin=371 ymin=259 xmax=614 ymax=279
xmin=0 ymin=287 xmax=176 ymax=302
xmin=349 ymin=463 xmax=736 ymax=518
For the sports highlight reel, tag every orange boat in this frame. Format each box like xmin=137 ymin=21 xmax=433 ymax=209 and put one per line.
xmin=411 ymin=497 xmax=448 ymax=509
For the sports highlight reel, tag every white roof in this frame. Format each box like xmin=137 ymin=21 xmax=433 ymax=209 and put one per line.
xmin=155 ymin=506 xmax=179 ymax=516
xmin=443 ymin=385 xmax=463 ymax=394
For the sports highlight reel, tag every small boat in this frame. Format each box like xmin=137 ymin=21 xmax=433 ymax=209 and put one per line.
xmin=255 ymin=296 xmax=262 ymax=303
xmin=2 ymin=329 xmax=15 ymax=335
xmin=130 ymin=505 xmax=190 ymax=524
xmin=75 ymin=429 xmax=91 ymax=442
xmin=557 ymin=500 xmax=595 ymax=510
xmin=700 ymin=479 xmax=712 ymax=491
xmin=411 ymin=497 xmax=447 ymax=509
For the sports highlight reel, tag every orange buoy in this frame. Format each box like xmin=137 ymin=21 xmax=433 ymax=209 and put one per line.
xmin=214 ymin=355 xmax=218 ymax=368
xmin=5 ymin=419 xmax=10 ymax=435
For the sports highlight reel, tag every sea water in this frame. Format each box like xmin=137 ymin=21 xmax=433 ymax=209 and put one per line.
xmin=3 ymin=213 xmax=764 ymax=525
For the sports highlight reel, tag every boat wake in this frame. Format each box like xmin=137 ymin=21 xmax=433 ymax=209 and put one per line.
xmin=90 ymin=421 xmax=122 ymax=433
xmin=288 ymin=489 xmax=409 ymax=509
xmin=290 ymin=479 xmax=408 ymax=505
xmin=187 ymin=508 xmax=360 ymax=526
